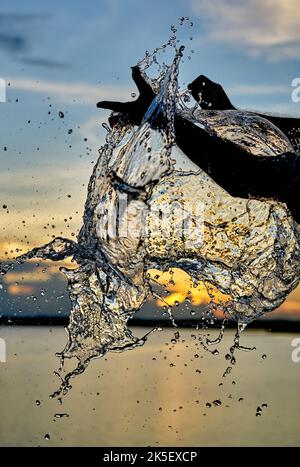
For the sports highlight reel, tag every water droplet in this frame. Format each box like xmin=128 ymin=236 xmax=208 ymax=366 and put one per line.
xmin=44 ymin=434 xmax=50 ymax=440
xmin=58 ymin=111 xmax=64 ymax=118
xmin=54 ymin=413 xmax=69 ymax=419
xmin=213 ymin=399 xmax=222 ymax=407
xmin=223 ymin=366 xmax=232 ymax=377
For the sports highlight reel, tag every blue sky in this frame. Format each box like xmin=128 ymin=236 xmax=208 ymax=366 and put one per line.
xmin=1 ymin=0 xmax=300 ymax=106
xmin=1 ymin=0 xmax=300 ymax=317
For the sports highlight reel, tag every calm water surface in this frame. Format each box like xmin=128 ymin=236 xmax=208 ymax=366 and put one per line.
xmin=0 ymin=326 xmax=299 ymax=446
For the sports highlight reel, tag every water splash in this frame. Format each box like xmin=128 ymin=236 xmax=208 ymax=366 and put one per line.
xmin=1 ymin=37 xmax=300 ymax=396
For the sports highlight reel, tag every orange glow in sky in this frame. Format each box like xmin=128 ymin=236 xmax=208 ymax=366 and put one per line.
xmin=148 ymin=268 xmax=231 ymax=307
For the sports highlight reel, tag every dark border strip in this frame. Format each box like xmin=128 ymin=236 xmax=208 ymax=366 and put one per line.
xmin=0 ymin=316 xmax=300 ymax=332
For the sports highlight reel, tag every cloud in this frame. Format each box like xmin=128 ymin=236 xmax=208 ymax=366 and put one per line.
xmin=226 ymin=83 xmax=300 ymax=114
xmin=0 ymin=33 xmax=26 ymax=54
xmin=228 ymin=84 xmax=290 ymax=96
xmin=192 ymin=0 xmax=300 ymax=61
xmin=3 ymin=259 xmax=75 ymax=284
xmin=7 ymin=283 xmax=35 ymax=296
xmin=7 ymin=76 xmax=131 ymax=106
xmin=0 ymin=13 xmax=56 ymax=65
xmin=0 ymin=13 xmax=44 ymax=55
xmin=21 ymin=57 xmax=69 ymax=69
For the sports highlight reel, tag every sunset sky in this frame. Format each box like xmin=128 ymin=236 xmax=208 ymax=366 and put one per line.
xmin=1 ymin=0 xmax=300 ymax=320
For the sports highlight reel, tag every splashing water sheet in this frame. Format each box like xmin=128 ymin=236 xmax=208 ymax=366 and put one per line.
xmin=1 ymin=29 xmax=300 ymax=407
